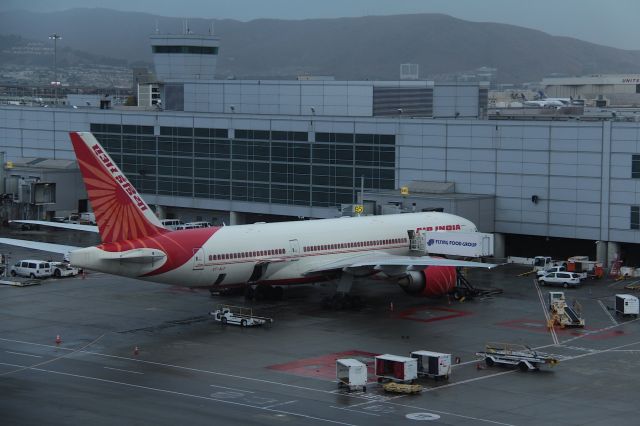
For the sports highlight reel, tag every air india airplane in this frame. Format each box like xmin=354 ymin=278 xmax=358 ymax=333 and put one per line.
xmin=0 ymin=132 xmax=496 ymax=301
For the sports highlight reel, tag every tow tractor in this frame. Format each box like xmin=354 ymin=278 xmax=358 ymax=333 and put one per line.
xmin=476 ymin=342 xmax=559 ymax=372
xmin=210 ymin=304 xmax=273 ymax=327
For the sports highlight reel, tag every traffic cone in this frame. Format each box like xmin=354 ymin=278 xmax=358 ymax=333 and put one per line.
xmin=55 ymin=335 xmax=61 ymax=345
xmin=476 ymin=363 xmax=483 ymax=370
xmin=133 ymin=346 xmax=139 ymax=356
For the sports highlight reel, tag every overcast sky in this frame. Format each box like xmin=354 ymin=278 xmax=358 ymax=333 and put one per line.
xmin=1 ymin=0 xmax=636 ymax=50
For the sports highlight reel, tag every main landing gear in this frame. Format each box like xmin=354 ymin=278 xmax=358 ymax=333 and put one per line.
xmin=244 ymin=284 xmax=284 ymax=301
xmin=322 ymin=273 xmax=363 ymax=310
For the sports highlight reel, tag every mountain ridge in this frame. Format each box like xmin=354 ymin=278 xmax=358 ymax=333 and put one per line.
xmin=1 ymin=8 xmax=638 ymax=83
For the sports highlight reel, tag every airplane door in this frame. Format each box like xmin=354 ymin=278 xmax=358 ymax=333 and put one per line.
xmin=193 ymin=248 xmax=204 ymax=270
xmin=288 ymin=239 xmax=300 ymax=256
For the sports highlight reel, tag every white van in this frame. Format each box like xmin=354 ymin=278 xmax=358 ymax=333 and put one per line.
xmin=10 ymin=260 xmax=53 ymax=278
xmin=160 ymin=219 xmax=184 ymax=230
xmin=176 ymin=221 xmax=213 ymax=230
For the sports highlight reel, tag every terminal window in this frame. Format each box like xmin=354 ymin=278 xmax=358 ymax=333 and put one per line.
xmin=633 ymin=155 xmax=640 ymax=178
xmin=632 ymin=206 xmax=640 ymax=230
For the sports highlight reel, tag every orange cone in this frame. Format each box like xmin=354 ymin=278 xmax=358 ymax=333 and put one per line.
xmin=55 ymin=335 xmax=61 ymax=345
xmin=133 ymin=346 xmax=139 ymax=356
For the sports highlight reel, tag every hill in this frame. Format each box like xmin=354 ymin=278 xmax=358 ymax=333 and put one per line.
xmin=1 ymin=8 xmax=639 ymax=82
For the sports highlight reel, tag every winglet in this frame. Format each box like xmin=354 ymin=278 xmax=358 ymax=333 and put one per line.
xmin=69 ymin=132 xmax=168 ymax=243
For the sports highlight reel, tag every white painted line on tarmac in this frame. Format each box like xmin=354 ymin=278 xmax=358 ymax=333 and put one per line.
xmin=209 ymin=384 xmax=255 ymax=393
xmin=263 ymin=400 xmax=297 ymax=409
xmin=0 ymin=337 xmax=517 ymax=426
xmin=533 ymin=278 xmax=559 ymax=345
xmin=329 ymin=405 xmax=380 ymax=417
xmin=420 ymin=370 xmax=515 ymax=392
xmin=103 ymin=366 xmax=144 ymax=375
xmin=598 ymin=300 xmax=618 ymax=326
xmin=0 ymin=361 xmax=357 ymax=426
xmin=5 ymin=351 xmax=42 ymax=358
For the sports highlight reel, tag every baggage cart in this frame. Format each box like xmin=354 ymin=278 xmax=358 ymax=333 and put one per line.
xmin=375 ymin=354 xmax=418 ymax=383
xmin=410 ymin=350 xmax=451 ymax=380
xmin=336 ymin=358 xmax=367 ymax=392
xmin=476 ymin=342 xmax=559 ymax=372
xmin=615 ymin=294 xmax=639 ymax=317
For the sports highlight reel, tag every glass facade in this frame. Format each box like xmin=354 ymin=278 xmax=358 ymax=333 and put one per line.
xmin=90 ymin=124 xmax=395 ymax=208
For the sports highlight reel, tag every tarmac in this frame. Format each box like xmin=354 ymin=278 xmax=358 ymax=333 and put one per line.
xmin=1 ymin=228 xmax=640 ymax=425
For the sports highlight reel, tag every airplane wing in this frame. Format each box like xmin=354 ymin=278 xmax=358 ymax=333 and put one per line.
xmin=0 ymin=238 xmax=80 ymax=254
xmin=11 ymin=220 xmax=99 ymax=233
xmin=303 ymin=252 xmax=497 ymax=275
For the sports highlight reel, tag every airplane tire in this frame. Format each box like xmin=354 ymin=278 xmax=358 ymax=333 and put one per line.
xmin=272 ymin=286 xmax=284 ymax=300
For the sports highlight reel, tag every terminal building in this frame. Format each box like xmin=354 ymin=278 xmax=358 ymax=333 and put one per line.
xmin=542 ymin=74 xmax=640 ymax=107
xmin=1 ymin=33 xmax=640 ymax=266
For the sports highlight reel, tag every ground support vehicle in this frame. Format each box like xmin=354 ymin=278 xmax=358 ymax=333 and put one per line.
xmin=375 ymin=354 xmax=418 ymax=383
xmin=210 ymin=305 xmax=273 ymax=327
xmin=538 ymin=271 xmax=582 ymax=288
xmin=51 ymin=262 xmax=79 ymax=278
xmin=615 ymin=294 xmax=639 ymax=317
xmin=549 ymin=295 xmax=585 ymax=328
xmin=336 ymin=359 xmax=368 ymax=392
xmin=382 ymin=382 xmax=423 ymax=394
xmin=476 ymin=343 xmax=559 ymax=372
xmin=410 ymin=350 xmax=451 ymax=380
xmin=10 ymin=260 xmax=52 ymax=278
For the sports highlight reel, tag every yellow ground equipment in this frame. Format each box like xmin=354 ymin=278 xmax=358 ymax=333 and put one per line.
xmin=382 ymin=382 xmax=423 ymax=394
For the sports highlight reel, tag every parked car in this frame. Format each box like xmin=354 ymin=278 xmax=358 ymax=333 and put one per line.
xmin=538 ymin=272 xmax=582 ymax=288
xmin=50 ymin=262 xmax=80 ymax=278
xmin=536 ymin=265 xmax=567 ymax=277
xmin=10 ymin=260 xmax=53 ymax=278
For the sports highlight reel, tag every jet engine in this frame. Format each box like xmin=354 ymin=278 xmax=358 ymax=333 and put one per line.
xmin=397 ymin=266 xmax=457 ymax=297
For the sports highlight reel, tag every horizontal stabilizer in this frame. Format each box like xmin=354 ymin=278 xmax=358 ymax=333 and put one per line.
xmin=0 ymin=238 xmax=80 ymax=255
xmin=11 ymin=220 xmax=99 ymax=233
xmin=101 ymin=248 xmax=166 ymax=264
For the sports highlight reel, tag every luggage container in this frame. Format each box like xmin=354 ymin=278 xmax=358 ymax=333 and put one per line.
xmin=375 ymin=354 xmax=418 ymax=383
xmin=336 ymin=358 xmax=368 ymax=392
xmin=615 ymin=294 xmax=639 ymax=317
xmin=410 ymin=350 xmax=451 ymax=380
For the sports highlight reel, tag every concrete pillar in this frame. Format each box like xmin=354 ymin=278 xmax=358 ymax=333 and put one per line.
xmin=607 ymin=241 xmax=621 ymax=266
xmin=229 ymin=211 xmax=245 ymax=226
xmin=596 ymin=241 xmax=607 ymax=265
xmin=493 ymin=232 xmax=506 ymax=260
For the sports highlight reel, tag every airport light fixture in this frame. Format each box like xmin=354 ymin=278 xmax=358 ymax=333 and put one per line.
xmin=49 ymin=33 xmax=62 ymax=104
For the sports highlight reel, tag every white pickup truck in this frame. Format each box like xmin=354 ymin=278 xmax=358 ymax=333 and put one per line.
xmin=210 ymin=305 xmax=273 ymax=327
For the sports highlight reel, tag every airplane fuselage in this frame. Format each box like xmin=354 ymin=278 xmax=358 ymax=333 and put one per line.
xmin=70 ymin=212 xmax=475 ymax=288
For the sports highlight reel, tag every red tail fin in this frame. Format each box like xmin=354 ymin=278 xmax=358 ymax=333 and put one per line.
xmin=70 ymin=132 xmax=168 ymax=243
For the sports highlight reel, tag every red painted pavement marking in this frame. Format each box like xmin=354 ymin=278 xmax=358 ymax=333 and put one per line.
xmin=267 ymin=350 xmax=379 ymax=381
xmin=398 ymin=306 xmax=472 ymax=323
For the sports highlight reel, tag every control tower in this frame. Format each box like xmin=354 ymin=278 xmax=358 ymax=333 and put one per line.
xmin=150 ymin=34 xmax=220 ymax=81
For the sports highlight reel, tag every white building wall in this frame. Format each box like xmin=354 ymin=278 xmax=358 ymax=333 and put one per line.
xmin=3 ymin=105 xmax=640 ymax=243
